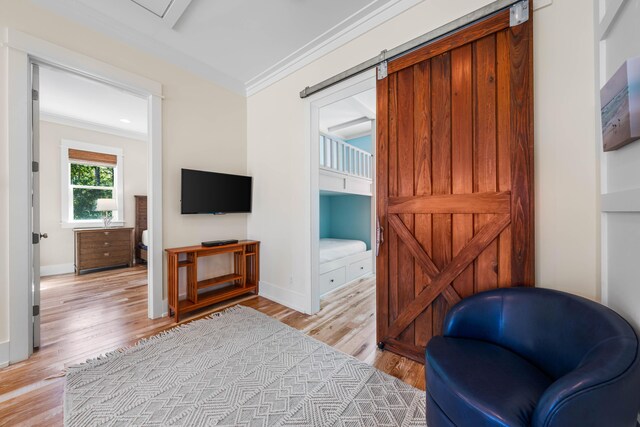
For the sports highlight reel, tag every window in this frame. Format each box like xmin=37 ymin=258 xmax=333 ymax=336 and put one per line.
xmin=61 ymin=140 xmax=124 ymax=227
xmin=70 ymin=163 xmax=115 ymax=220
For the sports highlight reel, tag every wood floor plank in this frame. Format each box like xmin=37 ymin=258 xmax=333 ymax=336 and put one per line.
xmin=0 ymin=267 xmax=424 ymax=425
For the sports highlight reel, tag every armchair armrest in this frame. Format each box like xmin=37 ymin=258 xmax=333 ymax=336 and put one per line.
xmin=532 ymin=337 xmax=640 ymax=427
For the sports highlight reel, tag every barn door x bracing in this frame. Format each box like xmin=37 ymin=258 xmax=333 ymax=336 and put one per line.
xmin=376 ymin=4 xmax=533 ymax=363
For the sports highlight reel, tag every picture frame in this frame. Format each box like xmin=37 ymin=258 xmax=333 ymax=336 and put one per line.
xmin=601 ymin=56 xmax=640 ymax=152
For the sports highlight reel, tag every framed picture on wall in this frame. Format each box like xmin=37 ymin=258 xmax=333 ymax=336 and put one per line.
xmin=601 ymin=56 xmax=640 ymax=152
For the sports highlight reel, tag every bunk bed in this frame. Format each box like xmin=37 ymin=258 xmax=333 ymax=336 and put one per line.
xmin=319 ymin=238 xmax=372 ymax=296
xmin=319 ymin=133 xmax=373 ymax=196
xmin=318 ymin=133 xmax=374 ymax=297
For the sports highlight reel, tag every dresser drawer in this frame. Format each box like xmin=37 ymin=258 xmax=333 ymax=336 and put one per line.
xmin=79 ymin=230 xmax=131 ymax=244
xmin=79 ymin=239 xmax=131 ymax=250
xmin=319 ymin=266 xmax=346 ymax=296
xmin=79 ymin=253 xmax=130 ymax=270
xmin=80 ymin=248 xmax=131 ymax=261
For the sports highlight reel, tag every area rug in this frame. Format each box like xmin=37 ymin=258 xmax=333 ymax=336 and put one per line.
xmin=64 ymin=305 xmax=426 ymax=426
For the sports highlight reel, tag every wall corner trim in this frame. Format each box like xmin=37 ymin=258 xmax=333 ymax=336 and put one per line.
xmin=0 ymin=341 xmax=9 ymax=368
xmin=258 ymin=281 xmax=309 ymax=314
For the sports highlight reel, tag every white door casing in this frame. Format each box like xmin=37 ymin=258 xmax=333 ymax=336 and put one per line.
xmin=306 ymin=69 xmax=376 ymax=314
xmin=2 ymin=28 xmax=165 ymax=363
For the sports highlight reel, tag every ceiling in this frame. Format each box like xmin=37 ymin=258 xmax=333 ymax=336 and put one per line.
xmin=319 ymin=89 xmax=375 ymax=140
xmin=39 ymin=65 xmax=148 ymax=138
xmin=130 ymin=0 xmax=174 ymax=17
xmin=31 ymin=0 xmax=419 ymax=95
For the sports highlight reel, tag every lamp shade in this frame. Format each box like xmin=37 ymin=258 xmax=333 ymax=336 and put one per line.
xmin=95 ymin=198 xmax=118 ymax=212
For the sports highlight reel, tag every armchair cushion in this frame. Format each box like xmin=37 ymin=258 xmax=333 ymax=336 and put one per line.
xmin=427 ymin=337 xmax=552 ymax=427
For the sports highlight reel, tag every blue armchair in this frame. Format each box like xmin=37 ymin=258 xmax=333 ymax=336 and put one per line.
xmin=425 ymin=287 xmax=640 ymax=427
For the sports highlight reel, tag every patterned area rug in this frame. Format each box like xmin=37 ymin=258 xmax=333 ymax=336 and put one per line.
xmin=64 ymin=305 xmax=426 ymax=426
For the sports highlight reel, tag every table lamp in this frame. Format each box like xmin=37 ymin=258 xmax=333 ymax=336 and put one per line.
xmin=95 ymin=198 xmax=117 ymax=228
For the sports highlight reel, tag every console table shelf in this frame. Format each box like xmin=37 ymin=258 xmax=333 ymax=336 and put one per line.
xmin=166 ymin=240 xmax=260 ymax=322
xmin=198 ymin=273 xmax=244 ymax=290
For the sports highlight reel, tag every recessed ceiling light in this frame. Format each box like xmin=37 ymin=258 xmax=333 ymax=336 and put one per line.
xmin=120 ymin=118 xmax=131 ymax=124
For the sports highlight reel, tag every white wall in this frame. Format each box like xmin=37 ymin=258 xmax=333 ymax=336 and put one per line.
xmin=534 ymin=0 xmax=598 ymax=298
xmin=598 ymin=0 xmax=640 ymax=328
xmin=39 ymin=121 xmax=148 ymax=273
xmin=247 ymin=0 xmax=600 ymax=310
xmin=0 ymin=0 xmax=247 ymax=349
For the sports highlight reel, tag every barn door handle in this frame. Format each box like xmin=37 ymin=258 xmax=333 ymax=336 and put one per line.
xmin=376 ymin=217 xmax=384 ymax=256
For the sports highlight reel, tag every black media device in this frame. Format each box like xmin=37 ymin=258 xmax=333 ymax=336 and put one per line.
xmin=202 ymin=239 xmax=239 ymax=247
xmin=181 ymin=168 xmax=252 ymax=214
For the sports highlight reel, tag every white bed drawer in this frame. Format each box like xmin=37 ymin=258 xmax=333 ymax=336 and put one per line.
xmin=319 ymin=266 xmax=346 ymax=296
xmin=347 ymin=257 xmax=373 ymax=281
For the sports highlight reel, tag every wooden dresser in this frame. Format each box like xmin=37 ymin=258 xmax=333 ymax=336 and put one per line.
xmin=74 ymin=227 xmax=134 ymax=274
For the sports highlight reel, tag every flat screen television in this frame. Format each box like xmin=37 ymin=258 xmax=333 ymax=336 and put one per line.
xmin=181 ymin=169 xmax=252 ymax=214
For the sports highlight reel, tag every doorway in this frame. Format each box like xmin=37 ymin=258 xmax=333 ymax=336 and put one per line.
xmin=308 ymin=69 xmax=377 ymax=314
xmin=32 ymin=62 xmax=151 ymax=349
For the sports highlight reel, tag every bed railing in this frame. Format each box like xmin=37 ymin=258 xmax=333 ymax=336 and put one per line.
xmin=319 ymin=133 xmax=372 ymax=180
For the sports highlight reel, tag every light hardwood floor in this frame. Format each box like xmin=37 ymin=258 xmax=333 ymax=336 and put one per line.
xmin=0 ymin=267 xmax=425 ymax=426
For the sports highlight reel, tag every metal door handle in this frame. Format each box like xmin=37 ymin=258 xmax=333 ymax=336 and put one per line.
xmin=40 ymin=233 xmax=48 ymax=239
xmin=376 ymin=217 xmax=384 ymax=256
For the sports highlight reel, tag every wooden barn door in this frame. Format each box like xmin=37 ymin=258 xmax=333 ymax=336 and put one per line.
xmin=376 ymin=5 xmax=533 ymax=363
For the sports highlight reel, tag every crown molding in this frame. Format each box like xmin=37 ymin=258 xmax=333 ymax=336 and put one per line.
xmin=245 ymin=0 xmax=423 ymax=96
xmin=41 ymin=111 xmax=148 ymax=142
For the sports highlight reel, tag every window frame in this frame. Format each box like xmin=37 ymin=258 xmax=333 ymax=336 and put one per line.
xmin=60 ymin=139 xmax=124 ymax=228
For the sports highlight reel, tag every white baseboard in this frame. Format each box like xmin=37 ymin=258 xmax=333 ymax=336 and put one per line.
xmin=0 ymin=340 xmax=9 ymax=368
xmin=259 ymin=281 xmax=309 ymax=314
xmin=40 ymin=263 xmax=75 ymax=277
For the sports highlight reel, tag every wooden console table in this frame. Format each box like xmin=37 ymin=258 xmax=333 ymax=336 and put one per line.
xmin=165 ymin=240 xmax=260 ymax=322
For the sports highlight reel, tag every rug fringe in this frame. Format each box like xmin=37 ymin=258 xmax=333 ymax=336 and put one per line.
xmin=65 ymin=305 xmax=246 ymax=375
xmin=44 ymin=370 xmax=68 ymax=380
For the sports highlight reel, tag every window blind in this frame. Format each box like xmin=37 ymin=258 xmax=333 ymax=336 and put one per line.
xmin=68 ymin=148 xmax=117 ymax=165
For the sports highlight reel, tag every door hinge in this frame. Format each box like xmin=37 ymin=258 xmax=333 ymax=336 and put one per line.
xmin=33 ymin=305 xmax=40 ymax=317
xmin=32 ymin=232 xmax=40 ymax=244
xmin=32 ymin=89 xmax=39 ymax=101
xmin=510 ymin=1 xmax=529 ymax=27
xmin=32 ymin=161 xmax=39 ymax=172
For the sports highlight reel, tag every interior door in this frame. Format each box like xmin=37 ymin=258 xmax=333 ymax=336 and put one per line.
xmin=31 ymin=63 xmax=41 ymax=350
xmin=376 ymin=5 xmax=533 ymax=363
